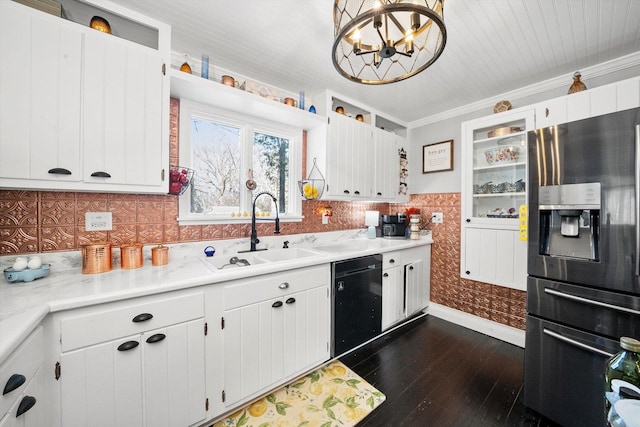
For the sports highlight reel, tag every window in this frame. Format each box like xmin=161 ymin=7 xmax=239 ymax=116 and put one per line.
xmin=178 ymin=100 xmax=302 ymax=225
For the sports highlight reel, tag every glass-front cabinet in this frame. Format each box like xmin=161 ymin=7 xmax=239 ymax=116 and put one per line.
xmin=460 ymin=107 xmax=534 ymax=290
xmin=462 ymin=108 xmax=534 ymax=224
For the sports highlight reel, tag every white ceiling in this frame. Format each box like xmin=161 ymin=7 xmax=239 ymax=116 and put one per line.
xmin=107 ymin=0 xmax=640 ymax=124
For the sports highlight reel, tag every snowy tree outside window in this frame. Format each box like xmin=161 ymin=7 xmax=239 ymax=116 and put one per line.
xmin=177 ymin=100 xmax=302 ymax=225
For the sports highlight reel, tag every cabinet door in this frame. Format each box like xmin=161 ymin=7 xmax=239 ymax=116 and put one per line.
xmin=142 ymin=320 xmax=205 ymax=427
xmin=60 ymin=336 xmax=144 ymax=427
xmin=382 ymin=266 xmax=404 ymax=330
xmin=325 ymin=112 xmax=372 ymax=199
xmin=373 ymin=129 xmax=399 ymax=201
xmin=223 ymin=298 xmax=282 ymax=407
xmin=282 ymin=286 xmax=330 ymax=378
xmin=535 ymin=97 xmax=567 ymax=128
xmin=0 ymin=3 xmax=81 ymax=182
xmin=463 ymin=227 xmax=525 ymax=289
xmin=83 ymin=31 xmax=164 ymax=188
xmin=405 ymin=259 xmax=425 ymax=316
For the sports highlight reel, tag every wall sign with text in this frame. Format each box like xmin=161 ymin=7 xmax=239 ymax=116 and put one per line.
xmin=422 ymin=140 xmax=454 ymax=173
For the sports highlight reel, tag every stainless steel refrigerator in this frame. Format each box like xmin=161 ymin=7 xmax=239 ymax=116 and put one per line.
xmin=525 ymin=107 xmax=640 ymax=427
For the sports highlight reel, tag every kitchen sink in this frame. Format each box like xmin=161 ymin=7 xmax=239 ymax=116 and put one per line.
xmin=206 ymin=253 xmax=267 ymax=270
xmin=253 ymin=248 xmax=322 ymax=263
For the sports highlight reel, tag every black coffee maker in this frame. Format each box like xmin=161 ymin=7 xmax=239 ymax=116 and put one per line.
xmin=381 ymin=214 xmax=407 ymax=238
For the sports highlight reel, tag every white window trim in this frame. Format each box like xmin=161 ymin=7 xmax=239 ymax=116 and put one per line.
xmin=176 ymin=99 xmax=303 ymax=225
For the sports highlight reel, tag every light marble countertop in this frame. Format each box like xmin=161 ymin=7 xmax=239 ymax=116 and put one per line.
xmin=0 ymin=229 xmax=432 ymax=363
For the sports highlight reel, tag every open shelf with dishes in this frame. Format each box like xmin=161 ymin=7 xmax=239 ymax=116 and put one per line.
xmin=464 ymin=112 xmax=531 ymax=222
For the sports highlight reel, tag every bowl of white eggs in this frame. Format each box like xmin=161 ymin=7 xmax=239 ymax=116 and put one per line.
xmin=3 ymin=256 xmax=50 ymax=283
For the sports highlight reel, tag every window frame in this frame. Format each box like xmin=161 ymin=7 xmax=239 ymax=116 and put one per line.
xmin=177 ymin=99 xmax=303 ymax=225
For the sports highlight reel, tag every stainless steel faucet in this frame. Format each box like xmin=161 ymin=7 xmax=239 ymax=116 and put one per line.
xmin=239 ymin=191 xmax=280 ymax=252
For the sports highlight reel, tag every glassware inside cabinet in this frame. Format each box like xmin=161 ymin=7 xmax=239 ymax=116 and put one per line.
xmin=471 ymin=119 xmax=527 ymax=220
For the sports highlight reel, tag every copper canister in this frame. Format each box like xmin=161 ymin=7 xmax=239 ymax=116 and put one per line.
xmin=151 ymin=245 xmax=169 ymax=266
xmin=120 ymin=244 xmax=143 ymax=269
xmin=81 ymin=242 xmax=112 ymax=274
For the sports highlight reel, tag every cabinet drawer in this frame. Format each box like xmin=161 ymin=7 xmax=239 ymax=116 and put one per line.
xmin=224 ymin=265 xmax=329 ymax=310
xmin=60 ymin=291 xmax=203 ymax=352
xmin=0 ymin=326 xmax=43 ymax=416
xmin=383 ymin=250 xmax=405 ymax=269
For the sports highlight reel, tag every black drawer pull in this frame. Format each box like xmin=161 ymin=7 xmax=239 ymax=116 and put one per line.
xmin=343 ymin=190 xmax=350 ymax=194
xmin=272 ymin=301 xmax=283 ymax=308
xmin=132 ymin=313 xmax=153 ymax=323
xmin=383 ymin=273 xmax=389 ymax=277
xmin=286 ymin=297 xmax=296 ymax=304
xmin=377 ymin=192 xmax=382 ymax=196
xmin=117 ymin=341 xmax=139 ymax=352
xmin=47 ymin=167 xmax=72 ymax=175
xmin=389 ymin=259 xmax=395 ymax=263
xmin=90 ymin=171 xmax=111 ymax=178
xmin=16 ymin=395 xmax=36 ymax=417
xmin=354 ymin=190 xmax=360 ymax=195
xmin=3 ymin=374 xmax=25 ymax=395
xmin=409 ymin=266 xmax=414 ymax=270
xmin=146 ymin=333 xmax=166 ymax=344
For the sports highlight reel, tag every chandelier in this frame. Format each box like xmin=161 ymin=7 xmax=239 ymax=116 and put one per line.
xmin=332 ymin=0 xmax=447 ymax=84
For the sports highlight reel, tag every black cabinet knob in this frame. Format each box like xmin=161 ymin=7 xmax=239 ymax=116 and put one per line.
xmin=146 ymin=333 xmax=166 ymax=344
xmin=286 ymin=297 xmax=296 ymax=304
xmin=117 ymin=341 xmax=139 ymax=352
xmin=132 ymin=313 xmax=153 ymax=323
xmin=389 ymin=259 xmax=395 ymax=263
xmin=16 ymin=395 xmax=36 ymax=417
xmin=377 ymin=192 xmax=382 ymax=196
xmin=3 ymin=374 xmax=25 ymax=395
xmin=343 ymin=190 xmax=350 ymax=194
xmin=465 ymin=271 xmax=470 ymax=275
xmin=466 ymin=219 xmax=471 ymax=223
xmin=354 ymin=190 xmax=360 ymax=195
xmin=383 ymin=273 xmax=389 ymax=277
xmin=272 ymin=300 xmax=283 ymax=308
xmin=47 ymin=168 xmax=72 ymax=175
xmin=90 ymin=171 xmax=111 ymax=178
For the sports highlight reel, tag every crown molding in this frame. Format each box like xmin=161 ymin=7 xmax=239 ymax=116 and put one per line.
xmin=408 ymin=51 xmax=640 ymax=129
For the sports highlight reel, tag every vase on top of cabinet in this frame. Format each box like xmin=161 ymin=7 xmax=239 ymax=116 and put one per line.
xmin=460 ymin=108 xmax=535 ymax=291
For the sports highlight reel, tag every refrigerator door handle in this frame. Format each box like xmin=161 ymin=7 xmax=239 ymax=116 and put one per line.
xmin=543 ymin=328 xmax=613 ymax=358
xmin=636 ymin=125 xmax=640 ymax=276
xmin=544 ymin=287 xmax=640 ymax=316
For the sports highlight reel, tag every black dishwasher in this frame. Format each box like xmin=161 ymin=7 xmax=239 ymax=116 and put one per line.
xmin=332 ymin=254 xmax=383 ymax=356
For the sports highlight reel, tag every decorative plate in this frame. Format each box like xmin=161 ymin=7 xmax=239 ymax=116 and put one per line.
xmin=493 ymin=100 xmax=512 ymax=113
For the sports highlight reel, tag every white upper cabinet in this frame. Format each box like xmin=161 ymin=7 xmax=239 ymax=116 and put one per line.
xmin=534 ymin=76 xmax=640 ymax=128
xmin=306 ymin=91 xmax=408 ymax=202
xmin=0 ymin=0 xmax=170 ymax=193
xmin=0 ymin=3 xmax=82 ymax=183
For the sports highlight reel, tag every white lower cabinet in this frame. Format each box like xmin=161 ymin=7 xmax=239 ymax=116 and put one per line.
xmin=216 ymin=265 xmax=330 ymax=410
xmin=462 ymin=227 xmax=526 ymax=290
xmin=0 ymin=327 xmax=44 ymax=427
xmin=54 ymin=291 xmax=205 ymax=427
xmin=382 ymin=245 xmax=431 ymax=331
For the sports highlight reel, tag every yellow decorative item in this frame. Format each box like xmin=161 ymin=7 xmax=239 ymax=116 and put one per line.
xmin=212 ymin=361 xmax=385 ymax=427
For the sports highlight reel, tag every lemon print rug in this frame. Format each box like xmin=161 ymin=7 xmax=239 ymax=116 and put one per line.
xmin=212 ymin=360 xmax=386 ymax=427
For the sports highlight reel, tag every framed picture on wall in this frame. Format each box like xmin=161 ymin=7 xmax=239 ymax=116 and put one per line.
xmin=422 ymin=140 xmax=453 ymax=173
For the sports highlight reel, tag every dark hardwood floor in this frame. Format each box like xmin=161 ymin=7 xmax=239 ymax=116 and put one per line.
xmin=340 ymin=314 xmax=561 ymax=427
